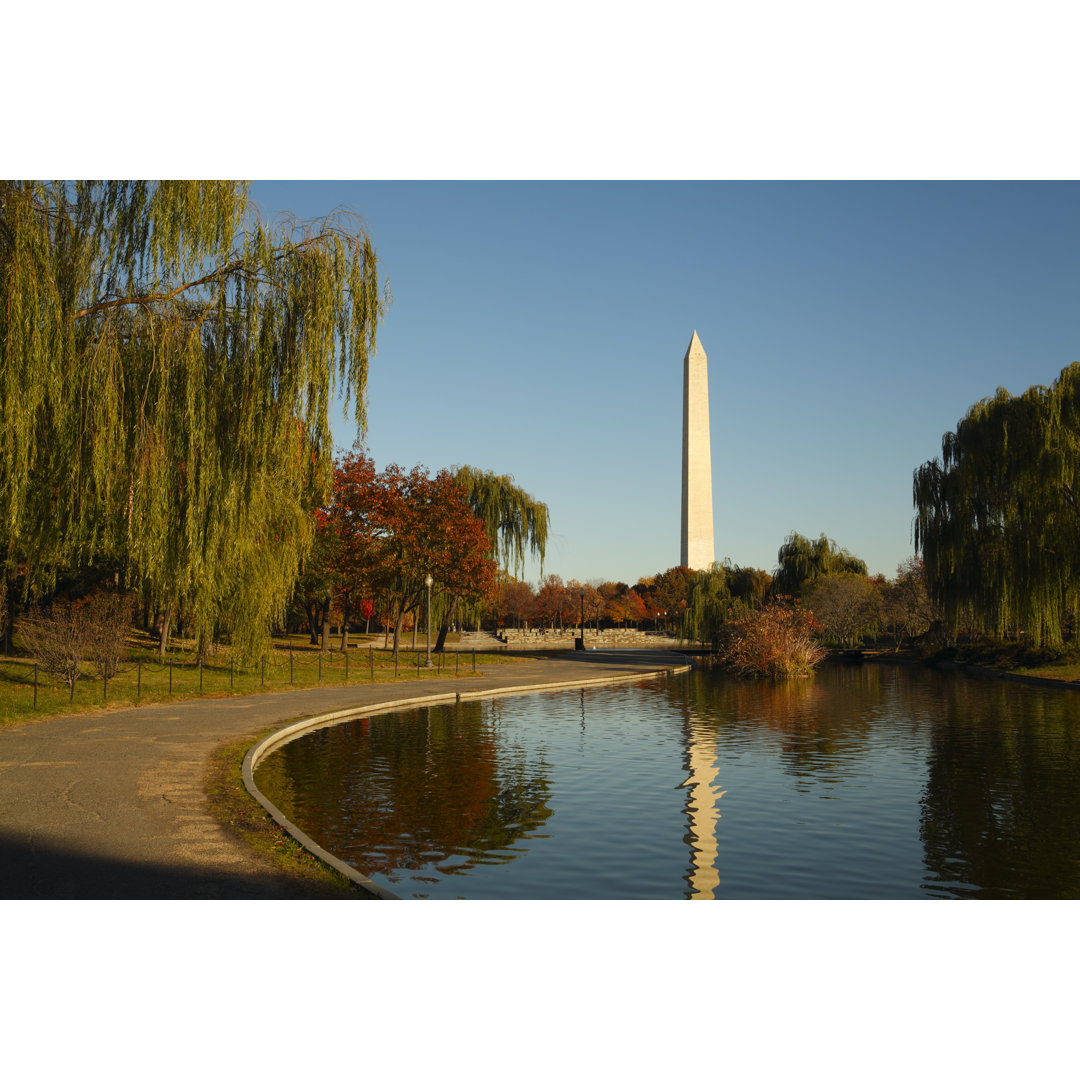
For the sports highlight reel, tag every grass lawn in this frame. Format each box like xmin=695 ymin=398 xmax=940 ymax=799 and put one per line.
xmin=940 ymin=637 xmax=1080 ymax=683
xmin=1001 ymin=660 xmax=1080 ymax=682
xmin=0 ymin=630 xmax=521 ymax=726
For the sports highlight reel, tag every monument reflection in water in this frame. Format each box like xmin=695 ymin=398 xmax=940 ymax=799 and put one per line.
xmin=253 ymin=664 xmax=1080 ymax=899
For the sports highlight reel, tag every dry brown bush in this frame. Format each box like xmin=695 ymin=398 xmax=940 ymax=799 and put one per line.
xmin=83 ymin=592 xmax=134 ymax=680
xmin=19 ymin=592 xmax=133 ymax=691
xmin=20 ymin=602 xmax=87 ymax=692
xmin=718 ymin=600 xmax=827 ymax=678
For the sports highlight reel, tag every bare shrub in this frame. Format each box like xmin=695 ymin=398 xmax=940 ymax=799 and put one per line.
xmin=20 ymin=601 xmax=87 ymax=692
xmin=19 ymin=591 xmax=133 ymax=691
xmin=82 ymin=592 xmax=134 ymax=680
xmin=804 ymin=572 xmax=877 ymax=648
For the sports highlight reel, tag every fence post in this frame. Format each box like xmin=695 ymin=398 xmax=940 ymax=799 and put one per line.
xmin=103 ymin=670 xmax=108 ymax=702
xmin=199 ymin=658 xmax=203 ymax=692
xmin=369 ymin=645 xmax=374 ymax=680
xmin=137 ymin=658 xmax=141 ymax=700
xmin=394 ymin=651 xmax=398 ymax=678
xmin=33 ymin=663 xmax=38 ymax=709
xmin=290 ymin=647 xmax=294 ymax=684
xmin=169 ymin=660 xmax=173 ymax=694
xmin=261 ymin=657 xmax=265 ymax=686
xmin=230 ymin=658 xmax=233 ymax=689
xmin=473 ymin=649 xmax=476 ymax=673
xmin=319 ymin=653 xmax=322 ymax=682
xmin=416 ymin=652 xmax=421 ymax=677
xmin=345 ymin=649 xmax=349 ymax=683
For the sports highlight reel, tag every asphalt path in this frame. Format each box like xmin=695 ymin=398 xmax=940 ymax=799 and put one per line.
xmin=0 ymin=649 xmax=689 ymax=900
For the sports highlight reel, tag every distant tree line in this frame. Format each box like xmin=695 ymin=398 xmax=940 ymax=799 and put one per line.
xmin=677 ymin=534 xmax=938 ymax=668
xmin=459 ymin=533 xmax=937 ymax=669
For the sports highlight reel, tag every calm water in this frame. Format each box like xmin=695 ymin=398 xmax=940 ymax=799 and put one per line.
xmin=254 ymin=663 xmax=1080 ymax=899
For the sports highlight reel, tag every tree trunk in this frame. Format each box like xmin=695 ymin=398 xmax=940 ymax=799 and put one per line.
xmin=158 ymin=600 xmax=175 ymax=661
xmin=306 ymin=598 xmax=320 ymax=645
xmin=1 ymin=572 xmax=14 ymax=655
xmin=320 ymin=603 xmax=332 ymax=653
xmin=340 ymin=595 xmax=351 ymax=652
xmin=434 ymin=596 xmax=459 ymax=652
xmin=391 ymin=601 xmax=406 ymax=659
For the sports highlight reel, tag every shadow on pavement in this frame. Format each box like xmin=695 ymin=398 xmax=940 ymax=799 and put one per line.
xmin=0 ymin=834 xmax=365 ymax=900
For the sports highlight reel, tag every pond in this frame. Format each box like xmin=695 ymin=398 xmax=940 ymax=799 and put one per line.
xmin=253 ymin=662 xmax=1080 ymax=899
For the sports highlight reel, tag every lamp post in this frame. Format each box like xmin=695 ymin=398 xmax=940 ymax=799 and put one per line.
xmin=424 ymin=574 xmax=434 ymax=668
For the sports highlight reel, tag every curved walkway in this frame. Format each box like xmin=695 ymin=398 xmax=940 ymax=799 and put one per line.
xmin=0 ymin=650 xmax=689 ymax=899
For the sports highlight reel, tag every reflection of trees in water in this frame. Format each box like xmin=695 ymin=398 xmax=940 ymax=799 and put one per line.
xmin=669 ymin=666 xmax=900 ymax=895
xmin=665 ymin=665 xmax=906 ymax=787
xmin=255 ymin=700 xmax=553 ymax=878
xmin=919 ymin=678 xmax=1080 ymax=898
xmin=256 ymin=666 xmax=1080 ymax=899
xmin=664 ymin=665 xmax=1080 ymax=897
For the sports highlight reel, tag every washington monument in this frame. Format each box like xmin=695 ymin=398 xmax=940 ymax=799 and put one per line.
xmin=680 ymin=330 xmax=715 ymax=570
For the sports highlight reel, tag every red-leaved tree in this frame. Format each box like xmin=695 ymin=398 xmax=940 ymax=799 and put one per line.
xmin=331 ymin=453 xmax=496 ymax=657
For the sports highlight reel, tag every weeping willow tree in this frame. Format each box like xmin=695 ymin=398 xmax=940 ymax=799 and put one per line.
xmin=0 ymin=181 xmax=387 ymax=661
xmin=679 ymin=562 xmax=731 ymax=649
xmin=451 ymin=466 xmax=550 ymax=574
xmin=435 ymin=466 xmax=551 ymax=647
xmin=914 ymin=364 xmax=1080 ymax=647
xmin=772 ymin=532 xmax=868 ymax=597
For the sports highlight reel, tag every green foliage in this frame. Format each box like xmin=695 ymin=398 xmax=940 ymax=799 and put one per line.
xmin=679 ymin=561 xmax=775 ymax=647
xmin=773 ymin=532 xmax=868 ymax=597
xmin=914 ymin=364 xmax=1080 ymax=646
xmin=1 ymin=181 xmax=388 ymax=663
xmin=680 ymin=562 xmax=733 ymax=647
xmin=451 ymin=465 xmax=550 ymax=575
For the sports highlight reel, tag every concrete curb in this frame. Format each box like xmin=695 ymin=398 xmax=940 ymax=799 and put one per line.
xmin=242 ymin=661 xmax=692 ymax=900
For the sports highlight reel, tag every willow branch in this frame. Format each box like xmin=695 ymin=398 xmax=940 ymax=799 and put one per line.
xmin=72 ymin=235 xmax=327 ymax=320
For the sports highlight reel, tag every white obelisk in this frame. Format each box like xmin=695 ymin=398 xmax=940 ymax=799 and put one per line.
xmin=680 ymin=330 xmax=715 ymax=569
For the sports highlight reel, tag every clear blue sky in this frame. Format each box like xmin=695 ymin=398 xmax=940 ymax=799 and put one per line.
xmin=249 ymin=181 xmax=1080 ymax=588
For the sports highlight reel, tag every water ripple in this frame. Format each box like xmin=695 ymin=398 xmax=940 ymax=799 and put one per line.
xmin=254 ymin=665 xmax=1080 ymax=899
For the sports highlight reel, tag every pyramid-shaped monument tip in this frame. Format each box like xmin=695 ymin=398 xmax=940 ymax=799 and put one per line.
xmin=685 ymin=330 xmax=706 ymax=360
